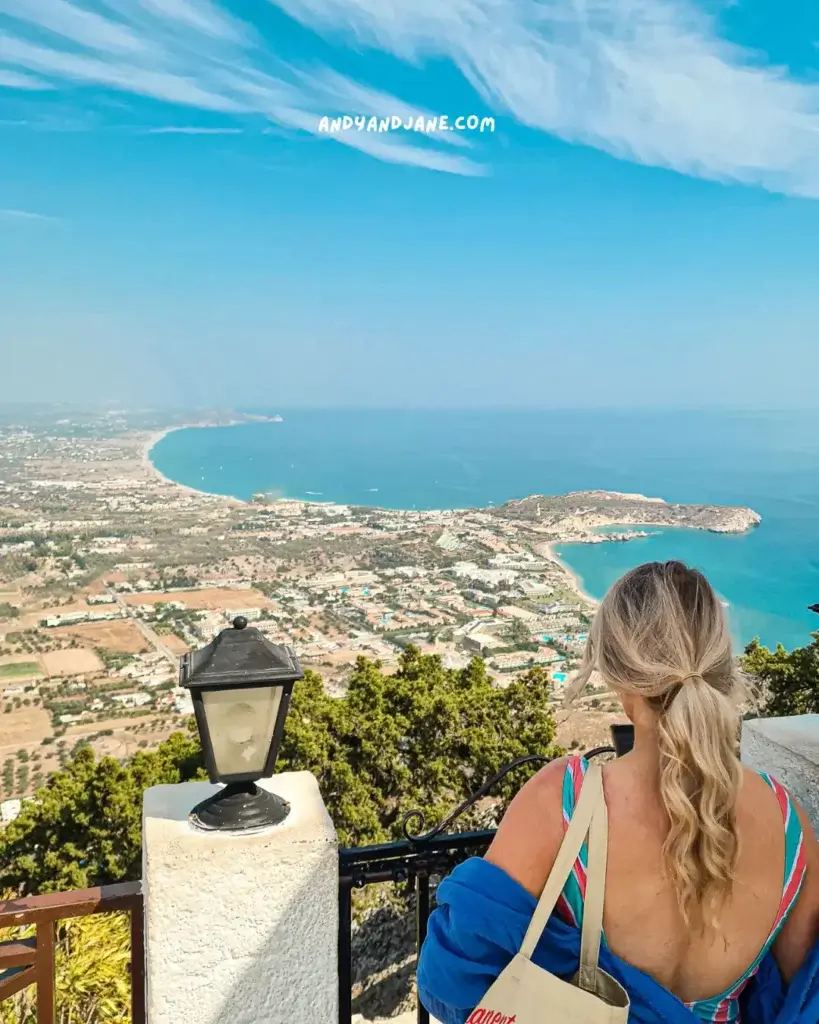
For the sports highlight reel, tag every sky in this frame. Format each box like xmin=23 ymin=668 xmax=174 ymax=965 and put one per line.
xmin=0 ymin=0 xmax=818 ymax=410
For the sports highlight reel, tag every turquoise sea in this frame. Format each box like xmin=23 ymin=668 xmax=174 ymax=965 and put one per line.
xmin=150 ymin=410 xmax=819 ymax=651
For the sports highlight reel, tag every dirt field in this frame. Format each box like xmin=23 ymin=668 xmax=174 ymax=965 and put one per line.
xmin=65 ymin=715 xmax=183 ymax=760
xmin=40 ymin=648 xmax=104 ymax=677
xmin=0 ymin=704 xmax=51 ymax=750
xmin=59 ymin=619 xmax=149 ymax=654
xmin=122 ymin=588 xmax=273 ymax=611
xmin=163 ymin=633 xmax=190 ymax=654
xmin=555 ymin=708 xmax=625 ymax=751
xmin=64 ymin=714 xmax=178 ymax=739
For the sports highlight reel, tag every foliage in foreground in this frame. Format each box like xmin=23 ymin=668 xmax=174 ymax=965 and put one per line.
xmin=0 ymin=908 xmax=132 ymax=1024
xmin=0 ymin=632 xmax=813 ymax=1023
xmin=0 ymin=649 xmax=560 ymax=896
xmin=742 ymin=631 xmax=819 ymax=717
xmin=0 ymin=731 xmax=204 ymax=896
xmin=0 ymin=649 xmax=559 ymax=1021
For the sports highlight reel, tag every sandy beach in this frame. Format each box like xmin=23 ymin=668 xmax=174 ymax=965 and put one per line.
xmin=540 ymin=541 xmax=600 ymax=608
xmin=140 ymin=425 xmax=248 ymax=504
xmin=141 ymin=424 xmax=606 ymax=610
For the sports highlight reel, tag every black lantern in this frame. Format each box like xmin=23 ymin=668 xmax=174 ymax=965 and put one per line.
xmin=180 ymin=616 xmax=303 ymax=832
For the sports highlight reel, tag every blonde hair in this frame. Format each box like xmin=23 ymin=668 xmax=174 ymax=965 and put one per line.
xmin=570 ymin=560 xmax=751 ymax=931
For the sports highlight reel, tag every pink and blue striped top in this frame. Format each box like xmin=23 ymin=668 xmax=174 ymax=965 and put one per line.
xmin=556 ymin=755 xmax=807 ymax=1023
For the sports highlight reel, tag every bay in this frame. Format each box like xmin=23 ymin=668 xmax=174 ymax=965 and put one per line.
xmin=150 ymin=409 xmax=819 ymax=651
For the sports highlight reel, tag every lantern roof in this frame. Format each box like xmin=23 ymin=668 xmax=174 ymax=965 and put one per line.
xmin=179 ymin=617 xmax=303 ymax=690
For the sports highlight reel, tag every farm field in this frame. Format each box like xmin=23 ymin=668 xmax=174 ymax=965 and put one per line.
xmin=121 ymin=587 xmax=273 ymax=611
xmin=64 ymin=715 xmax=185 ymax=760
xmin=0 ymin=661 xmax=42 ymax=680
xmin=40 ymin=648 xmax=105 ymax=677
xmin=0 ymin=704 xmax=51 ymax=750
xmin=59 ymin=619 xmax=149 ymax=654
xmin=162 ymin=633 xmax=190 ymax=654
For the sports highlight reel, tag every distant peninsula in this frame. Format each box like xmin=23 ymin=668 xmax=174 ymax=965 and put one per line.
xmin=495 ymin=490 xmax=761 ymax=536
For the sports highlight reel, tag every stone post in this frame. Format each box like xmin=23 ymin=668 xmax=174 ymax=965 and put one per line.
xmin=142 ymin=771 xmax=338 ymax=1024
xmin=741 ymin=714 xmax=819 ymax=830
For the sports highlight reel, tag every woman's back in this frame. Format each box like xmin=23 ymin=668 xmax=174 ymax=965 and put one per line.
xmin=486 ymin=750 xmax=818 ymax=1018
xmin=422 ymin=561 xmax=819 ymax=1024
xmin=581 ymin=757 xmax=806 ymax=1002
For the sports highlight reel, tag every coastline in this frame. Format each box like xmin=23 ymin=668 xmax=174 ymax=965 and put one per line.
xmin=541 ymin=542 xmax=600 ymax=608
xmin=140 ymin=425 xmax=249 ymax=504
xmin=142 ymin=423 xmax=758 ymax=527
xmin=141 ymin=424 xmax=601 ymax=609
xmin=140 ymin=422 xmax=761 ymax=617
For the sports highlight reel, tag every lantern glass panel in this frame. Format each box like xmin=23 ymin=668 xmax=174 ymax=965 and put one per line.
xmin=201 ymin=685 xmax=282 ymax=777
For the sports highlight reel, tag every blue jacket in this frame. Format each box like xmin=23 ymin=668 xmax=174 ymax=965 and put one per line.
xmin=417 ymin=858 xmax=819 ymax=1024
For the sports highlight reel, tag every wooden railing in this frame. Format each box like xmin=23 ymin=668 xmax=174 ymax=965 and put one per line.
xmin=0 ymin=882 xmax=144 ymax=1024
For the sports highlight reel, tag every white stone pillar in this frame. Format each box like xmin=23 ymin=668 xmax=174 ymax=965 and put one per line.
xmin=142 ymin=772 xmax=338 ymax=1024
xmin=741 ymin=715 xmax=819 ymax=831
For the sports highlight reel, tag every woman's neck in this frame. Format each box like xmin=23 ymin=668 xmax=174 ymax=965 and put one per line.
xmin=616 ymin=721 xmax=662 ymax=782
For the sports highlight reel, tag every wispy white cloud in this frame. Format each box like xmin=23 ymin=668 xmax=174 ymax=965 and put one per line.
xmin=145 ymin=125 xmax=243 ymax=134
xmin=131 ymin=0 xmax=249 ymax=43
xmin=0 ymin=0 xmax=482 ymax=173
xmin=269 ymin=0 xmax=819 ymax=196
xmin=0 ymin=207 xmax=60 ymax=221
xmin=0 ymin=0 xmax=146 ymax=55
xmin=0 ymin=68 xmax=54 ymax=90
xmin=0 ymin=0 xmax=818 ymax=191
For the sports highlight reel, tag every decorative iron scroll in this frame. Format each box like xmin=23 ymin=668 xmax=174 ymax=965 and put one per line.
xmin=400 ymin=746 xmax=615 ymax=843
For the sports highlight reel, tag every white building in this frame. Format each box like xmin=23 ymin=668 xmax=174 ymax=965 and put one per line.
xmin=448 ymin=563 xmax=519 ymax=587
xmin=173 ymin=691 xmax=194 ymax=715
xmin=111 ymin=692 xmax=153 ymax=708
xmin=519 ymin=579 xmax=554 ymax=597
xmin=44 ymin=609 xmax=125 ymax=627
xmin=227 ymin=608 xmax=262 ymax=622
xmin=0 ymin=799 xmax=21 ymax=825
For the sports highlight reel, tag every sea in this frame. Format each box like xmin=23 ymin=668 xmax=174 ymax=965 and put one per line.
xmin=150 ymin=409 xmax=819 ymax=652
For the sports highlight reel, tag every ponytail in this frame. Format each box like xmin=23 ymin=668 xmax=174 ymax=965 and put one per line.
xmin=655 ymin=677 xmax=744 ymax=929
xmin=568 ymin=560 xmax=751 ymax=931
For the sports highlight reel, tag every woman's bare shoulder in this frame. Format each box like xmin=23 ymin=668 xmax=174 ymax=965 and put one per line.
xmin=483 ymin=755 xmax=574 ymax=898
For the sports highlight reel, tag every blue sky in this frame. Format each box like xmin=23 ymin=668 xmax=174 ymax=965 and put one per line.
xmin=1 ymin=0 xmax=818 ymax=409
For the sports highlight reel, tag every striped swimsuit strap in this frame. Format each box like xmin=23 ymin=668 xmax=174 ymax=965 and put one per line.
xmin=683 ymin=772 xmax=807 ymax=1022
xmin=555 ymin=758 xmax=807 ymax=1024
xmin=555 ymin=755 xmax=592 ymax=928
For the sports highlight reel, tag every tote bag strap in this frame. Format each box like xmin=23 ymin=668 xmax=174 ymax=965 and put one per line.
xmin=519 ymin=762 xmax=604 ymax=961
xmin=578 ymin=773 xmax=608 ymax=992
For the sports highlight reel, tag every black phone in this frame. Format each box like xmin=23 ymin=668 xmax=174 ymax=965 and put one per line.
xmin=610 ymin=723 xmax=634 ymax=757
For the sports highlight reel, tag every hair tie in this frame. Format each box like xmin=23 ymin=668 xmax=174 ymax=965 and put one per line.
xmin=659 ymin=673 xmax=702 ymax=711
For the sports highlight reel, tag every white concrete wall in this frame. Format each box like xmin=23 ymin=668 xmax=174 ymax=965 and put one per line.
xmin=142 ymin=772 xmax=338 ymax=1024
xmin=741 ymin=714 xmax=819 ymax=831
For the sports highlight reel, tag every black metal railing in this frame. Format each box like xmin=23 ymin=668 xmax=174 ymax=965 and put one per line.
xmin=338 ymin=741 xmax=620 ymax=1024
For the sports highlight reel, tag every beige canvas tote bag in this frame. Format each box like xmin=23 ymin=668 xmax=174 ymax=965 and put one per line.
xmin=464 ymin=762 xmax=630 ymax=1024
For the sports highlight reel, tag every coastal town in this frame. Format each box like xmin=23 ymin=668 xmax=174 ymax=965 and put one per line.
xmin=0 ymin=407 xmax=761 ymax=819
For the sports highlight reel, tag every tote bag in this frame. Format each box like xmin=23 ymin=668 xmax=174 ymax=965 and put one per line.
xmin=465 ymin=762 xmax=630 ymax=1024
